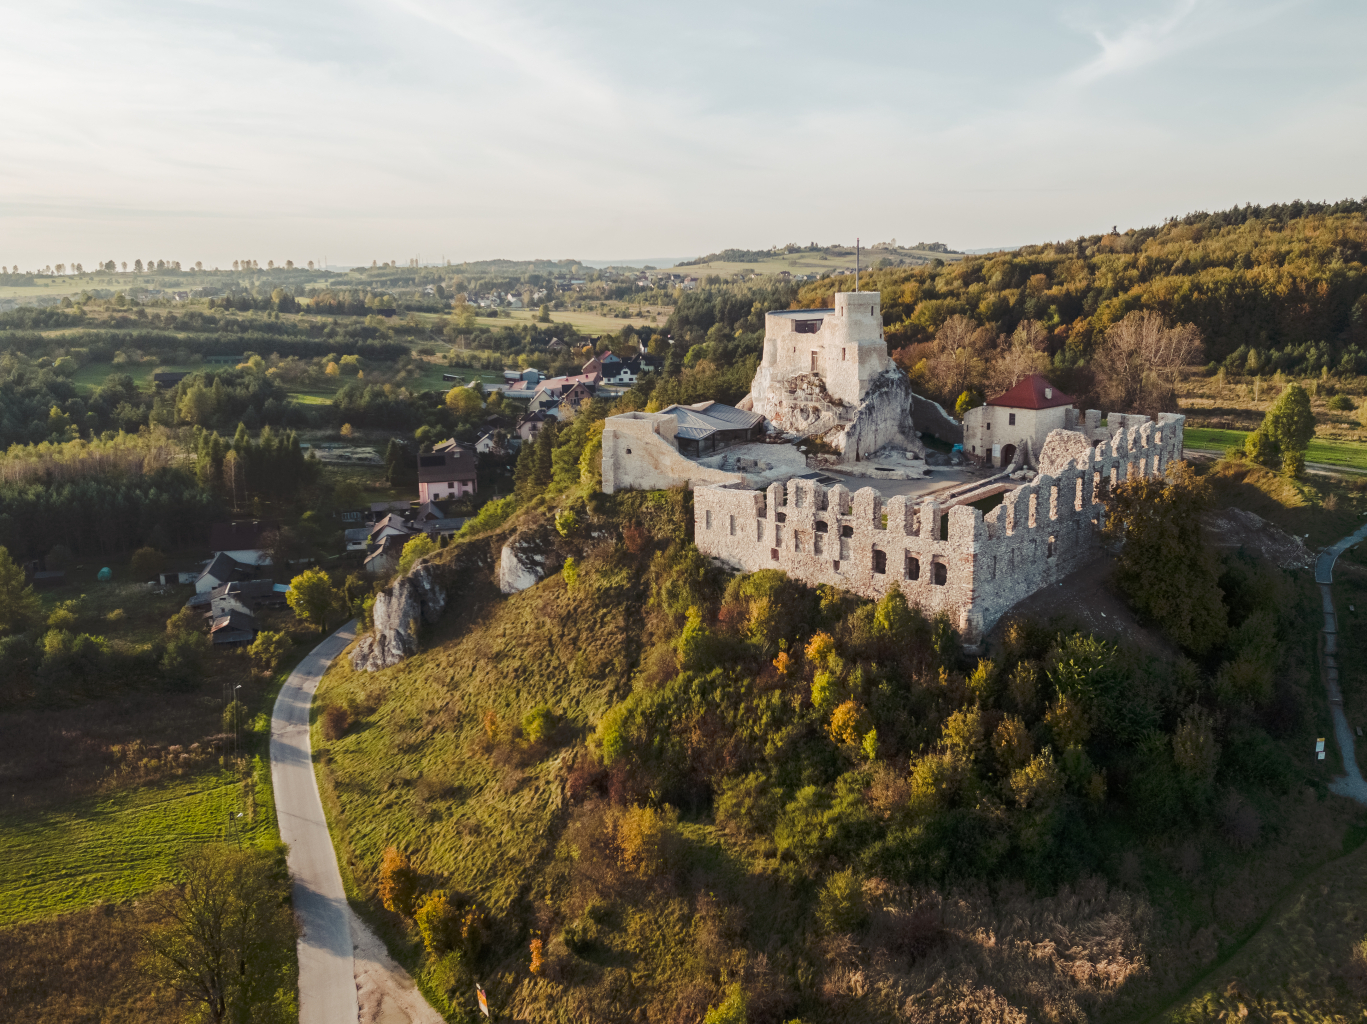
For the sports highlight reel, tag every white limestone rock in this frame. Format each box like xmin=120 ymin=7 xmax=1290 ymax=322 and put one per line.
xmin=349 ymin=558 xmax=448 ymax=672
xmin=499 ymin=541 xmax=544 ymax=594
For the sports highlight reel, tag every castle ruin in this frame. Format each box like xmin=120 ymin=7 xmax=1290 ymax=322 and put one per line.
xmin=739 ymin=291 xmax=920 ymax=461
xmin=693 ymin=413 xmax=1185 ymax=646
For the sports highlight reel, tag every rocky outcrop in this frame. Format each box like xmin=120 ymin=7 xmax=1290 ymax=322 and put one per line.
xmin=910 ymin=391 xmax=963 ymax=446
xmin=498 ymin=520 xmax=564 ymax=594
xmin=1202 ymin=507 xmax=1313 ymax=569
xmin=349 ymin=558 xmax=448 ymax=672
xmin=750 ymin=367 xmax=922 ymax=462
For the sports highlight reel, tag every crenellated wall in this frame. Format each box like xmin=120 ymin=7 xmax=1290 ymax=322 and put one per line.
xmin=694 ymin=413 xmax=1184 ymax=645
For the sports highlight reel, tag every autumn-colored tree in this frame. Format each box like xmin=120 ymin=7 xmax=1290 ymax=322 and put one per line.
xmin=247 ymin=630 xmax=291 ymax=675
xmin=1103 ymin=462 xmax=1227 ymax=654
xmin=378 ymin=846 xmax=418 ymax=916
xmin=1092 ymin=310 xmax=1202 ymax=412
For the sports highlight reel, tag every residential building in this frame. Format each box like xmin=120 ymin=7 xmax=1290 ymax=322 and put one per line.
xmin=516 ymin=410 xmax=549 ymax=442
xmin=196 ymin=551 xmax=253 ymax=593
xmin=363 ymin=534 xmax=407 ymax=575
xmin=208 ymin=520 xmax=278 ymax=565
xmin=210 ymin=610 xmax=256 ymax=646
xmin=417 ymin=445 xmax=477 ymax=501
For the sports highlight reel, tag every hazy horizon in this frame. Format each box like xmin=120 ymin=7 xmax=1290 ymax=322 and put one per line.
xmin=3 ymin=0 xmax=1363 ymax=269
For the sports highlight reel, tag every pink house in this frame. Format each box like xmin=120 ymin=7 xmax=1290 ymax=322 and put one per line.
xmin=417 ymin=444 xmax=477 ymax=502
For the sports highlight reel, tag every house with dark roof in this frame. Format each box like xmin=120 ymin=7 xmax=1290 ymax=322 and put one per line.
xmin=658 ymin=400 xmax=765 ymax=457
xmin=516 ymin=410 xmax=549 ymax=442
xmin=417 ymin=445 xmax=477 ymax=502
xmin=209 ymin=580 xmax=289 ymax=619
xmin=210 ymin=609 xmax=257 ymax=646
xmin=196 ymin=551 xmax=253 ymax=594
xmin=363 ymin=534 xmax=408 ymax=576
xmin=962 ymin=374 xmax=1077 ymax=468
xmin=208 ymin=520 xmax=279 ymax=565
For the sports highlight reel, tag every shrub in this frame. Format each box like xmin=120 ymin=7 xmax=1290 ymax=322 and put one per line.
xmin=816 ymin=867 xmax=867 ymax=933
xmin=248 ymin=630 xmax=291 ymax=675
xmin=611 ymin=804 xmax=681 ymax=877
xmin=377 ymin=846 xmax=418 ymax=916
xmin=554 ymin=509 xmax=580 ymax=536
xmin=47 ymin=600 xmax=80 ymax=631
xmin=129 ymin=546 xmax=166 ymax=580
xmin=521 ymin=704 xmax=556 ymax=744
xmin=414 ymin=891 xmax=461 ymax=954
xmin=1327 ymin=393 xmax=1354 ymax=411
xmin=703 ymin=983 xmax=748 ymax=1024
xmin=321 ymin=704 xmax=350 ymax=740
xmin=562 ymin=556 xmax=580 ymax=590
xmin=396 ymin=533 xmax=437 ymax=576
xmin=222 ymin=699 xmax=249 ymax=735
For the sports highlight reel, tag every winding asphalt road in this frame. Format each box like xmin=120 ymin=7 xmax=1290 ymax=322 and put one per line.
xmin=271 ymin=621 xmax=444 ymax=1024
xmin=1316 ymin=522 xmax=1367 ymax=804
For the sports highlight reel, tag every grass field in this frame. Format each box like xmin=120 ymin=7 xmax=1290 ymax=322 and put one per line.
xmin=1185 ymin=427 xmax=1367 ymax=471
xmin=0 ymin=768 xmax=273 ymax=926
xmin=470 ymin=307 xmax=664 ymax=333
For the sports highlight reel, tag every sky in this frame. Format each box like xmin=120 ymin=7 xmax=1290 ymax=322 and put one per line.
xmin=1 ymin=0 xmax=1363 ymax=268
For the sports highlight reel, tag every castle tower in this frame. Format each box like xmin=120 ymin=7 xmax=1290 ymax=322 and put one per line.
xmin=745 ymin=291 xmax=914 ymax=461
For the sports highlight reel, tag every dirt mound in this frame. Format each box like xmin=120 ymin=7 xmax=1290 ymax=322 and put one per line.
xmin=1202 ymin=507 xmax=1312 ymax=569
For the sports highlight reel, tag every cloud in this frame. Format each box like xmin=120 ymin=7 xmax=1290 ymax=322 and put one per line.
xmin=1066 ymin=0 xmax=1200 ymax=84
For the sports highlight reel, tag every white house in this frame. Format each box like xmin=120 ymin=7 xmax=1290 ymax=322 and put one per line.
xmin=962 ymin=374 xmax=1077 ymax=468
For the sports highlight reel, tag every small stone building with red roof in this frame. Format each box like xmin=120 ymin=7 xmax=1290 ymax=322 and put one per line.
xmin=962 ymin=374 xmax=1077 ymax=468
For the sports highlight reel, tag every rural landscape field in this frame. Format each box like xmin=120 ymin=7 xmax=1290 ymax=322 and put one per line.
xmin=4 ymin=3 xmax=1367 ymax=1023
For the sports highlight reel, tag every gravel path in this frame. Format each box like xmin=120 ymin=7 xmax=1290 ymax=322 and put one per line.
xmin=270 ymin=621 xmax=444 ymax=1024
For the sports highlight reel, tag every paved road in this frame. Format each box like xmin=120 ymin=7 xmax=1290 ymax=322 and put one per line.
xmin=271 ymin=622 xmax=444 ymax=1024
xmin=1184 ymin=446 xmax=1367 ymax=478
xmin=272 ymin=622 xmax=362 ymax=1024
xmin=1315 ymin=522 xmax=1367 ymax=804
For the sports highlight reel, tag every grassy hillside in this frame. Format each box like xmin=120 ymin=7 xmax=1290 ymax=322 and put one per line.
xmin=314 ymin=476 xmax=1367 ymax=1023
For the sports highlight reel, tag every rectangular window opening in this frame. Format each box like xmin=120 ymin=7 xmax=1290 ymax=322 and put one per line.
xmin=872 ymin=549 xmax=886 ymax=574
xmin=770 ymin=547 xmax=779 ymax=561
xmin=704 ymin=510 xmax=712 ymax=530
xmin=932 ymin=561 xmax=947 ymax=586
xmin=728 ymin=515 xmax=736 ymax=536
xmin=906 ymin=555 xmax=920 ymax=580
xmin=1008 ymin=413 xmax=1016 ymax=426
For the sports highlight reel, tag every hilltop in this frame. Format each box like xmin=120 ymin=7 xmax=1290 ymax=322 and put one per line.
xmin=312 ymin=469 xmax=1367 ymax=1022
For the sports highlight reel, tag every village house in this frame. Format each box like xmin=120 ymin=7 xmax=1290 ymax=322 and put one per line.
xmin=516 ymin=410 xmax=549 ymax=442
xmin=364 ymin=534 xmax=408 ymax=576
xmin=209 ymin=609 xmax=256 ymax=646
xmin=208 ymin=520 xmax=278 ymax=566
xmin=416 ymin=444 xmax=477 ymax=501
xmin=196 ymin=550 xmax=254 ymax=593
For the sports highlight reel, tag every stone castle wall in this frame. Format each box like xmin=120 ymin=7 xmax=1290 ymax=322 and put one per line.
xmin=694 ymin=413 xmax=1184 ymax=645
xmin=601 ymin=411 xmax=745 ymax=494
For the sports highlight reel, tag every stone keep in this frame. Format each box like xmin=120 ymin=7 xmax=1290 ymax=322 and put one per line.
xmin=742 ymin=291 xmax=918 ymax=461
xmin=694 ymin=413 xmax=1184 ymax=646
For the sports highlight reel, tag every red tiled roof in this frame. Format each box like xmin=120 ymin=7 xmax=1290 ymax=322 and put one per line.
xmin=986 ymin=374 xmax=1075 ymax=410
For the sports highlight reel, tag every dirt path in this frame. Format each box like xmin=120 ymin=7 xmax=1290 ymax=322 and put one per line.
xmin=270 ymin=622 xmax=443 ymax=1024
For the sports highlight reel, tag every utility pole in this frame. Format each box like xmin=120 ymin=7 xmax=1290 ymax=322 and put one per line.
xmin=855 ymin=238 xmax=860 ymax=292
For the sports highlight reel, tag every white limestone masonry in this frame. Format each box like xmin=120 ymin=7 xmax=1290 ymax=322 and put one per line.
xmin=694 ymin=413 xmax=1184 ymax=646
xmin=744 ymin=291 xmax=919 ymax=460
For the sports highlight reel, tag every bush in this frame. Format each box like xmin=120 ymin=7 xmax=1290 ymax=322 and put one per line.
xmin=703 ymin=983 xmax=748 ymax=1024
xmin=521 ymin=704 xmax=555 ymax=744
xmin=414 ymin=890 xmax=461 ymax=954
xmin=816 ymin=867 xmax=867 ymax=933
xmin=1327 ymin=393 xmax=1354 ymax=411
xmin=378 ymin=846 xmax=418 ymax=916
xmin=396 ymin=533 xmax=437 ymax=576
xmin=321 ymin=704 xmax=350 ymax=740
xmin=248 ymin=630 xmax=291 ymax=675
xmin=611 ymin=804 xmax=681 ymax=877
xmin=222 ymin=699 xmax=249 ymax=735
xmin=129 ymin=546 xmax=166 ymax=581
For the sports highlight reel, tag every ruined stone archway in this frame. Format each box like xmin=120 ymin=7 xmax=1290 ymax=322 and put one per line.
xmin=1000 ymin=444 xmax=1017 ymax=468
